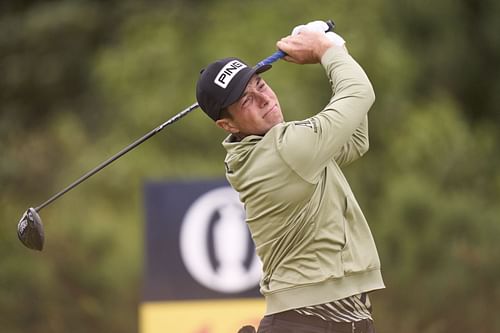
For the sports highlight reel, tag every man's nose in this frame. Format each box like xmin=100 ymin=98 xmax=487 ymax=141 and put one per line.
xmin=257 ymin=92 xmax=270 ymax=107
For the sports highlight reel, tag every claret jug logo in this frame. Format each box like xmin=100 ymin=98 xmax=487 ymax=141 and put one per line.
xmin=142 ymin=181 xmax=265 ymax=333
xmin=179 ymin=186 xmax=261 ymax=293
xmin=214 ymin=60 xmax=246 ymax=88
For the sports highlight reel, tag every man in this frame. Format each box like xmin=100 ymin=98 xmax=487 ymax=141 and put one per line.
xmin=196 ymin=21 xmax=384 ymax=333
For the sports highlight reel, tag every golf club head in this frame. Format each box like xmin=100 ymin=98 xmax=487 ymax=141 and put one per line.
xmin=17 ymin=208 xmax=44 ymax=251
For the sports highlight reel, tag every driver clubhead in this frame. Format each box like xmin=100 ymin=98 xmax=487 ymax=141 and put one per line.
xmin=17 ymin=208 xmax=44 ymax=251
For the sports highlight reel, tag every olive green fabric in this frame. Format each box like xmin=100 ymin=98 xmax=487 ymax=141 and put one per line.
xmin=222 ymin=47 xmax=385 ymax=315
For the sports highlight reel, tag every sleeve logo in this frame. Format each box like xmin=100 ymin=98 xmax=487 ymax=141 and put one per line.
xmin=293 ymin=118 xmax=318 ymax=133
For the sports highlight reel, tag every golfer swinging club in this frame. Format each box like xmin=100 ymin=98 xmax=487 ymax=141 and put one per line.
xmin=196 ymin=20 xmax=384 ymax=333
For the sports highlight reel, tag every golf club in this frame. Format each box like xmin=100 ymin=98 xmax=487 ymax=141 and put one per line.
xmin=17 ymin=20 xmax=336 ymax=251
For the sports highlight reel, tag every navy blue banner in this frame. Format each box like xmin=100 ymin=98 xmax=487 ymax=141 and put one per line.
xmin=143 ymin=179 xmax=262 ymax=301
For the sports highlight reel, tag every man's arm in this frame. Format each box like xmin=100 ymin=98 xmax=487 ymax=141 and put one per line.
xmin=333 ymin=115 xmax=369 ymax=167
xmin=276 ymin=31 xmax=375 ymax=183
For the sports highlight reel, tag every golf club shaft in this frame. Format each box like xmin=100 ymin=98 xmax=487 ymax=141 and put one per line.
xmin=35 ymin=102 xmax=200 ymax=212
xmin=34 ymin=51 xmax=290 ymax=213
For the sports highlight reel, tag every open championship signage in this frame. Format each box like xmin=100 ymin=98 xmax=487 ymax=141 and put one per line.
xmin=141 ymin=179 xmax=264 ymax=333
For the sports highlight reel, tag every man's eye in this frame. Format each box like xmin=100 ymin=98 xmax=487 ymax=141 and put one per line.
xmin=258 ymin=84 xmax=265 ymax=90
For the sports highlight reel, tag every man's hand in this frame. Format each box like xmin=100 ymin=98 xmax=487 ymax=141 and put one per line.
xmin=276 ymin=30 xmax=340 ymax=64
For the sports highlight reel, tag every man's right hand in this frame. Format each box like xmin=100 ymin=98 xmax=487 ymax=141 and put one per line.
xmin=276 ymin=30 xmax=342 ymax=64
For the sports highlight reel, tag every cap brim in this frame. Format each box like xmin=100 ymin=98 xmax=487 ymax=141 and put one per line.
xmin=221 ymin=64 xmax=272 ymax=111
xmin=255 ymin=64 xmax=272 ymax=74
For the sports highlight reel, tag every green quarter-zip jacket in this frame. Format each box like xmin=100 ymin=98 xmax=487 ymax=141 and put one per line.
xmin=222 ymin=47 xmax=385 ymax=315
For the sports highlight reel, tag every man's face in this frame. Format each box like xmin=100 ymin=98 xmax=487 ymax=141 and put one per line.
xmin=216 ymin=75 xmax=283 ymax=138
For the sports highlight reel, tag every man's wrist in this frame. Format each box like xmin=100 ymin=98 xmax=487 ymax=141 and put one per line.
xmin=316 ymin=40 xmax=336 ymax=60
xmin=320 ymin=45 xmax=348 ymax=67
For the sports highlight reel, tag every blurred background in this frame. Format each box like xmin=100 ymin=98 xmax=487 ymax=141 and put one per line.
xmin=1 ymin=0 xmax=499 ymax=332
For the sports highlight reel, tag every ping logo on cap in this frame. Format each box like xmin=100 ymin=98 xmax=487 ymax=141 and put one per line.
xmin=214 ymin=60 xmax=247 ymax=88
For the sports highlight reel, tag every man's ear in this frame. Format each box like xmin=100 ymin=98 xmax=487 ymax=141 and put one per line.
xmin=215 ymin=118 xmax=239 ymax=134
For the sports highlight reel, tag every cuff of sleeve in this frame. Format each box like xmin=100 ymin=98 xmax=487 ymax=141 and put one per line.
xmin=320 ymin=46 xmax=348 ymax=69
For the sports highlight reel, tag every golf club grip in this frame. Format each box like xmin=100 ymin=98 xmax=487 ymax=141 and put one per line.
xmin=254 ymin=50 xmax=286 ymax=68
xmin=254 ymin=19 xmax=335 ymax=68
xmin=326 ymin=19 xmax=336 ymax=32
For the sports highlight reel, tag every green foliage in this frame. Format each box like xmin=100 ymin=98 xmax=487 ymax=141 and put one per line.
xmin=1 ymin=0 xmax=499 ymax=332
xmin=365 ymin=97 xmax=500 ymax=331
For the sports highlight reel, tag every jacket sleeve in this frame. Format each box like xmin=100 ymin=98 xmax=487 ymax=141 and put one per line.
xmin=333 ymin=115 xmax=369 ymax=168
xmin=276 ymin=47 xmax=375 ymax=183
